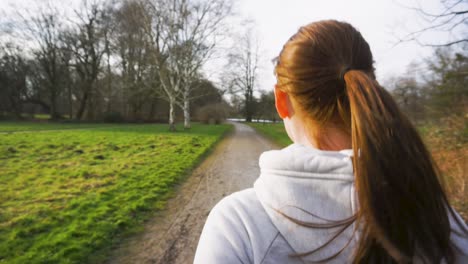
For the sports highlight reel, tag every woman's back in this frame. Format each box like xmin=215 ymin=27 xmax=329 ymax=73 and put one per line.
xmin=194 ymin=144 xmax=468 ymax=263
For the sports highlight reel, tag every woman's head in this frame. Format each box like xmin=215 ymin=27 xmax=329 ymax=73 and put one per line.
xmin=274 ymin=20 xmax=465 ymax=263
xmin=274 ymin=20 xmax=374 ymax=150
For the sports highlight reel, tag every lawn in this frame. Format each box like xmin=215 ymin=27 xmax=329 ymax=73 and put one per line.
xmin=248 ymin=122 xmax=292 ymax=147
xmin=0 ymin=122 xmax=116 ymax=132
xmin=0 ymin=122 xmax=231 ymax=264
xmin=248 ymin=120 xmax=467 ymax=221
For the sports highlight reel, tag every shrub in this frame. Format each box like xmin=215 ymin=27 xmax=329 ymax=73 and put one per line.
xmin=103 ymin=111 xmax=125 ymax=123
xmin=195 ymin=103 xmax=228 ymax=124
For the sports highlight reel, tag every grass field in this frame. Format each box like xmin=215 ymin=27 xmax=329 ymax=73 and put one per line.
xmin=249 ymin=119 xmax=467 ymax=221
xmin=0 ymin=122 xmax=116 ymax=132
xmin=0 ymin=122 xmax=231 ymax=264
xmin=249 ymin=122 xmax=293 ymax=147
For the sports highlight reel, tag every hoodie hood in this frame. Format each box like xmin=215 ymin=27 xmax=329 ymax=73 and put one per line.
xmin=253 ymin=143 xmax=357 ymax=262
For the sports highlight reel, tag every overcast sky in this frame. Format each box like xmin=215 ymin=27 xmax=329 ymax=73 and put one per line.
xmin=236 ymin=0 xmax=463 ymax=91
xmin=0 ymin=0 xmax=463 ymax=92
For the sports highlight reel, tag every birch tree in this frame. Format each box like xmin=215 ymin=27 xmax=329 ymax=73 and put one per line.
xmin=147 ymin=0 xmax=232 ymax=130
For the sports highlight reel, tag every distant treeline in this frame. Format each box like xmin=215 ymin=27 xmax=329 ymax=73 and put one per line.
xmin=1 ymin=0 xmax=464 ymax=127
xmin=0 ymin=0 xmax=239 ymax=129
xmin=387 ymin=48 xmax=467 ymax=123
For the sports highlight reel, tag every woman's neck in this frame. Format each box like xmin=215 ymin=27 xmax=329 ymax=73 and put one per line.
xmin=285 ymin=116 xmax=352 ymax=151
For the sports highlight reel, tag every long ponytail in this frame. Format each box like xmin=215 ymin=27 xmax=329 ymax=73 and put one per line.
xmin=344 ymin=70 xmax=457 ymax=263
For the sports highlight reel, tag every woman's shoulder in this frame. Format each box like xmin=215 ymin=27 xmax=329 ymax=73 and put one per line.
xmin=212 ymin=188 xmax=262 ymax=214
xmin=195 ymin=188 xmax=282 ymax=264
xmin=209 ymin=188 xmax=278 ymax=237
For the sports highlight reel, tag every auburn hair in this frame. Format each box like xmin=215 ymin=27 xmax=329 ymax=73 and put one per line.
xmin=274 ymin=20 xmax=467 ymax=263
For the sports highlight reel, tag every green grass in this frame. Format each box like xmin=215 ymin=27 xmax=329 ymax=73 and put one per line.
xmin=33 ymin=114 xmax=52 ymax=120
xmin=0 ymin=122 xmax=117 ymax=132
xmin=0 ymin=123 xmax=231 ymax=263
xmin=248 ymin=122 xmax=292 ymax=147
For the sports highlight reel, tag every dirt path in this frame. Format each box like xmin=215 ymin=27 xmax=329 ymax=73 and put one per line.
xmin=105 ymin=122 xmax=279 ymax=264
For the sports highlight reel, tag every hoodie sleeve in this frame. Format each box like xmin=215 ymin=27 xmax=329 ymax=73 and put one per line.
xmin=194 ymin=195 xmax=253 ymax=264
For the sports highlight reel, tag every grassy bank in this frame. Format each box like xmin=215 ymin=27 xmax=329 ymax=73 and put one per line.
xmin=418 ymin=116 xmax=467 ymax=221
xmin=248 ymin=120 xmax=467 ymax=221
xmin=0 ymin=122 xmax=117 ymax=132
xmin=248 ymin=122 xmax=292 ymax=147
xmin=0 ymin=123 xmax=231 ymax=263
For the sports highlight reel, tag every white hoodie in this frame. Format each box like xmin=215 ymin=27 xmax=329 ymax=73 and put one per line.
xmin=194 ymin=144 xmax=468 ymax=264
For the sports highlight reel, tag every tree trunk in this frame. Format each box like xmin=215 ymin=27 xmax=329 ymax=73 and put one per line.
xmin=245 ymin=91 xmax=253 ymax=122
xmin=76 ymin=90 xmax=89 ymax=121
xmin=87 ymin=94 xmax=95 ymax=121
xmin=169 ymin=97 xmax=176 ymax=131
xmin=148 ymin=101 xmax=156 ymax=121
xmin=50 ymin=92 xmax=61 ymax=120
xmin=68 ymin=78 xmax=73 ymax=119
xmin=24 ymin=98 xmax=51 ymax=114
xmin=183 ymin=98 xmax=191 ymax=129
xmin=9 ymin=96 xmax=23 ymax=119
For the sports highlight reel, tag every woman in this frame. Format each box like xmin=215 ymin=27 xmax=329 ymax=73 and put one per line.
xmin=194 ymin=20 xmax=468 ymax=263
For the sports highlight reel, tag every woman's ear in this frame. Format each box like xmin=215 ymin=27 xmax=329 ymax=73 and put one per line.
xmin=274 ymin=86 xmax=290 ymax=119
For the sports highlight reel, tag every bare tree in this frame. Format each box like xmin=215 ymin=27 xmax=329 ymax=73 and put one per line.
xmin=0 ymin=0 xmax=232 ymax=123
xmin=114 ymin=0 xmax=154 ymax=120
xmin=0 ymin=44 xmax=30 ymax=118
xmin=65 ymin=0 xmax=109 ymax=120
xmin=424 ymin=48 xmax=468 ymax=113
xmin=390 ymin=76 xmax=425 ymax=121
xmin=13 ymin=3 xmax=69 ymax=119
xmin=101 ymin=2 xmax=118 ymax=117
xmin=396 ymin=0 xmax=468 ymax=47
xmin=223 ymin=27 xmax=259 ymax=122
xmin=388 ymin=48 xmax=468 ymax=121
xmin=146 ymin=0 xmax=232 ymax=130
